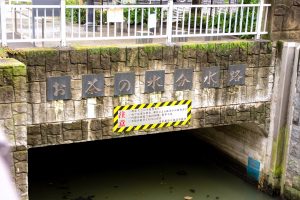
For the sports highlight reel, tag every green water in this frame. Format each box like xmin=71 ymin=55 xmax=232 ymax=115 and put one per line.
xmin=29 ymin=132 xmax=279 ymax=200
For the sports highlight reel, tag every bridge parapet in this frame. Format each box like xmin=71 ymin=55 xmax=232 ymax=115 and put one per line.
xmin=3 ymin=40 xmax=274 ymax=147
xmin=0 ymin=40 xmax=275 ymax=200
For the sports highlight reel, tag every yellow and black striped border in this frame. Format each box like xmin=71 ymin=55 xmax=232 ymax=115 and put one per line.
xmin=113 ymin=100 xmax=192 ymax=133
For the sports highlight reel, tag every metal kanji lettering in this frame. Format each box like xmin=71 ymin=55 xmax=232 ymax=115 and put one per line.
xmin=119 ymin=80 xmax=131 ymax=92
xmin=85 ymin=78 xmax=102 ymax=95
xmin=229 ymin=70 xmax=243 ymax=83
xmin=53 ymin=82 xmax=66 ymax=97
xmin=176 ymin=73 xmax=191 ymax=87
xmin=204 ymin=71 xmax=217 ymax=85
xmin=147 ymin=75 xmax=162 ymax=90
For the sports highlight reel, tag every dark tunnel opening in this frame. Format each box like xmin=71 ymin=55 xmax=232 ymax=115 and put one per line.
xmin=28 ymin=130 xmax=277 ymax=200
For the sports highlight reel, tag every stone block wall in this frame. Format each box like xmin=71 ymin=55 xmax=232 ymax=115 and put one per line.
xmin=271 ymin=0 xmax=300 ymax=40
xmin=7 ymin=41 xmax=275 ymax=148
xmin=0 ymin=59 xmax=28 ymax=200
xmin=4 ymin=40 xmax=275 ymax=200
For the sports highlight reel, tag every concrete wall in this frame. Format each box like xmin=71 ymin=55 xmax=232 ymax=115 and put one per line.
xmin=282 ymin=44 xmax=300 ymax=199
xmin=1 ymin=40 xmax=275 ymax=199
xmin=192 ymin=124 xmax=269 ymax=174
xmin=192 ymin=42 xmax=300 ymax=200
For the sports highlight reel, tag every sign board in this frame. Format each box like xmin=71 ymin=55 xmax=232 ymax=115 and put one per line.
xmin=202 ymin=66 xmax=220 ymax=88
xmin=148 ymin=14 xmax=157 ymax=29
xmin=32 ymin=0 xmax=61 ymax=17
xmin=174 ymin=68 xmax=193 ymax=91
xmin=114 ymin=72 xmax=135 ymax=96
xmin=46 ymin=76 xmax=71 ymax=101
xmin=227 ymin=64 xmax=246 ymax=86
xmin=82 ymin=74 xmax=105 ymax=98
xmin=144 ymin=70 xmax=165 ymax=93
xmin=247 ymin=157 xmax=260 ymax=181
xmin=107 ymin=8 xmax=124 ymax=23
xmin=113 ymin=100 xmax=192 ymax=132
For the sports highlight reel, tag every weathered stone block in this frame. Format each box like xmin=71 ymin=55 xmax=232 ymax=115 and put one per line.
xmin=35 ymin=66 xmax=46 ymax=81
xmin=26 ymin=52 xmax=45 ymax=66
xmin=74 ymin=100 xmax=86 ymax=120
xmin=260 ymin=42 xmax=272 ymax=54
xmin=90 ymin=119 xmax=102 ymax=131
xmin=100 ymin=51 xmax=111 ymax=70
xmin=102 ymin=118 xmax=113 ymax=127
xmin=196 ymin=50 xmax=208 ymax=64
xmin=63 ymin=121 xmax=82 ymax=130
xmin=207 ymin=52 xmax=216 ymax=63
xmin=70 ymin=50 xmax=87 ymax=64
xmin=0 ymin=86 xmax=14 ymax=103
xmin=4 ymin=119 xmax=14 ymax=131
xmin=111 ymin=48 xmax=126 ymax=62
xmin=64 ymin=100 xmax=75 ymax=121
xmin=12 ymin=103 xmax=27 ymax=114
xmin=47 ymin=135 xmax=57 ymax=144
xmin=237 ymin=112 xmax=251 ymax=121
xmin=46 ymin=51 xmax=60 ymax=71
xmin=27 ymin=125 xmax=41 ymax=135
xmin=63 ymin=130 xmax=82 ymax=141
xmin=42 ymin=123 xmax=62 ymax=135
xmin=0 ymin=104 xmax=12 ymax=119
xmin=248 ymin=42 xmax=260 ymax=55
xmin=182 ymin=46 xmax=196 ymax=58
xmin=15 ymin=161 xmax=28 ymax=173
xmin=205 ymin=115 xmax=220 ymax=125
xmin=2 ymin=68 xmax=13 ymax=86
xmin=162 ymin=46 xmax=174 ymax=65
xmin=13 ymin=151 xmax=27 ymax=162
xmin=127 ymin=48 xmax=139 ymax=67
xmin=88 ymin=52 xmax=101 ymax=69
xmin=259 ymin=54 xmax=272 ymax=67
xmin=14 ymin=126 xmax=27 ymax=147
xmin=28 ymin=134 xmax=42 ymax=146
xmin=14 ymin=113 xmax=27 ymax=126
xmin=78 ymin=64 xmax=88 ymax=75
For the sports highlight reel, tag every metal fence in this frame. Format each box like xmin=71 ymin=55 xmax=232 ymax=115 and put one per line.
xmin=0 ymin=0 xmax=270 ymax=46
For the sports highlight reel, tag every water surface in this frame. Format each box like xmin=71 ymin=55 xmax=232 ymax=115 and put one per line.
xmin=29 ymin=132 xmax=278 ymax=200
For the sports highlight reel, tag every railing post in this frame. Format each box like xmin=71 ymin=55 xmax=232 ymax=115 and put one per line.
xmin=166 ymin=0 xmax=173 ymax=44
xmin=60 ymin=0 xmax=67 ymax=47
xmin=0 ymin=0 xmax=7 ymax=47
xmin=255 ymin=0 xmax=264 ymax=40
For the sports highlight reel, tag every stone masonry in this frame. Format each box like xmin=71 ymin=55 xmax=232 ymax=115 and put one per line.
xmin=0 ymin=59 xmax=28 ymax=200
xmin=3 ymin=40 xmax=275 ymax=199
xmin=271 ymin=0 xmax=300 ymax=40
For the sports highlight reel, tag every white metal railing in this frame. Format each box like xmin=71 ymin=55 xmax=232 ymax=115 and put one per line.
xmin=0 ymin=0 xmax=271 ymax=46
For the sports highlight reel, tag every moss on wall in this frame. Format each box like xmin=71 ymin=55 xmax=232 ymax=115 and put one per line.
xmin=73 ymin=44 xmax=124 ymax=55
xmin=181 ymin=40 xmax=257 ymax=53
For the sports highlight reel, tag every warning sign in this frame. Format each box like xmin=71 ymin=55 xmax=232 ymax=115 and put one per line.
xmin=113 ymin=100 xmax=192 ymax=133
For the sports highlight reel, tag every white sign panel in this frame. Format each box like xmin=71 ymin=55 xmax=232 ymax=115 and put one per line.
xmin=148 ymin=14 xmax=157 ymax=29
xmin=107 ymin=8 xmax=124 ymax=23
xmin=118 ymin=104 xmax=188 ymax=127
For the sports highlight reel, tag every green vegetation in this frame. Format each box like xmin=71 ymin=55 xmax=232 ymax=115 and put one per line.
xmin=183 ymin=0 xmax=259 ymax=39
xmin=9 ymin=0 xmax=31 ymax=5
xmin=0 ymin=48 xmax=7 ymax=58
xmin=73 ymin=45 xmax=121 ymax=55
xmin=123 ymin=8 xmax=163 ymax=25
xmin=142 ymin=44 xmax=163 ymax=54
xmin=66 ymin=0 xmax=107 ymax=24
xmin=181 ymin=40 xmax=255 ymax=53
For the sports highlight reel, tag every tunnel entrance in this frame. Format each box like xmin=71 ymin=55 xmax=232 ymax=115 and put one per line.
xmin=28 ymin=130 xmax=276 ymax=200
